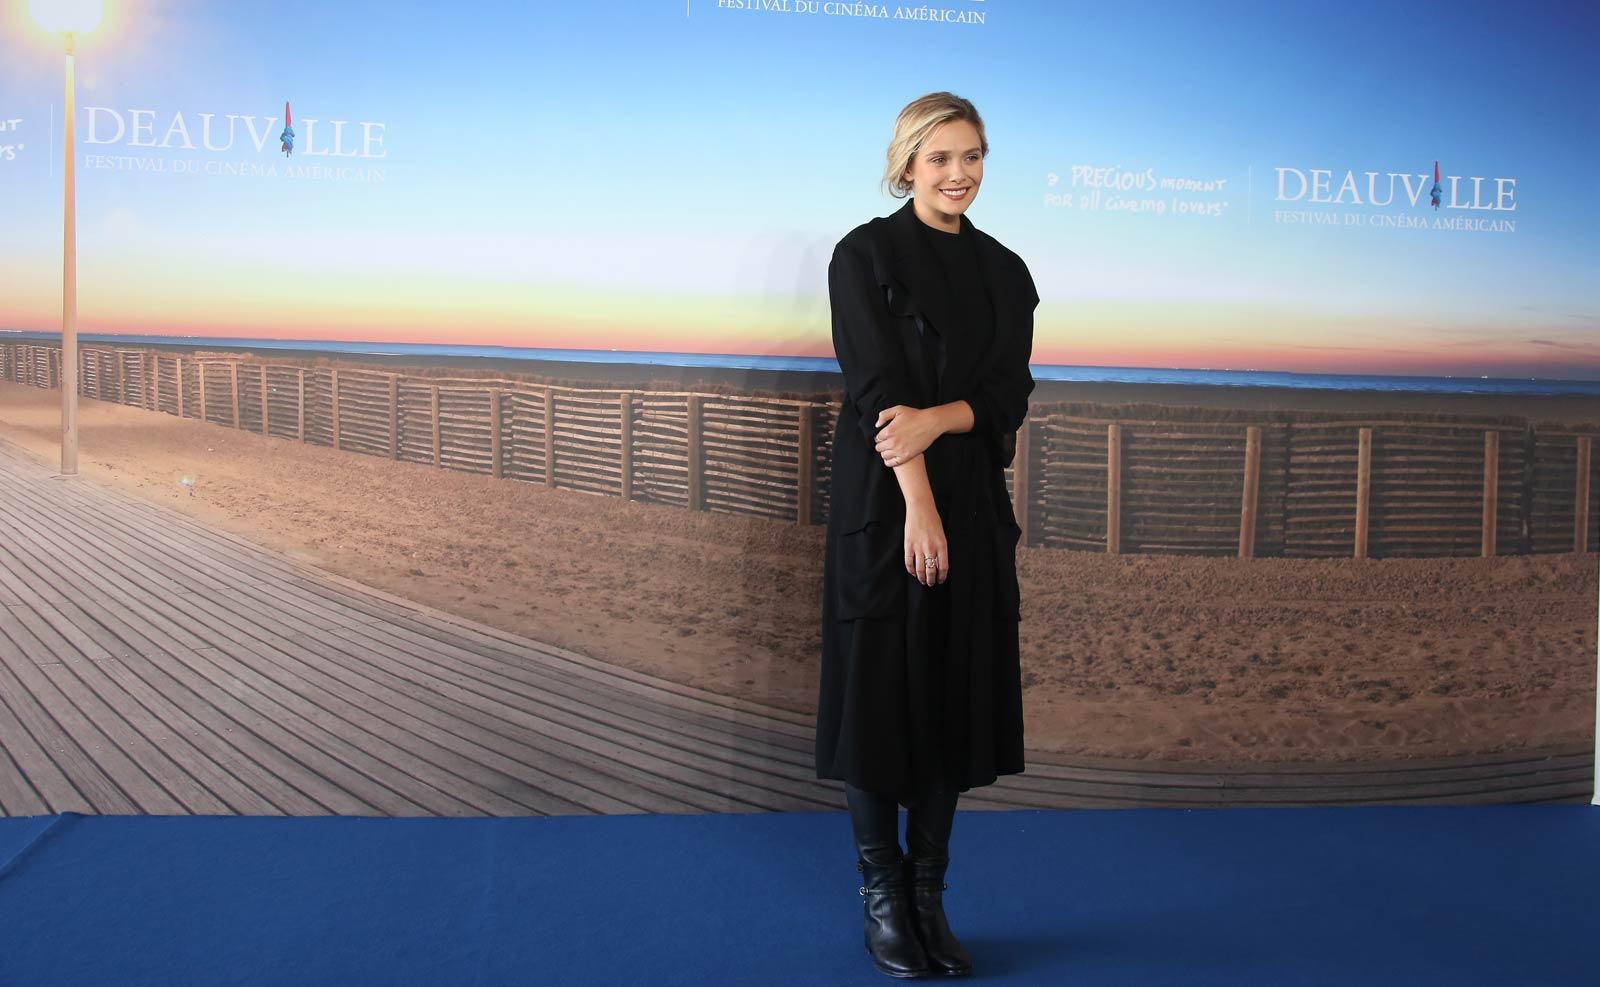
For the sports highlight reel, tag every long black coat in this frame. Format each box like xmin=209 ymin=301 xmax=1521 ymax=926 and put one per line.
xmin=814 ymin=198 xmax=1039 ymax=801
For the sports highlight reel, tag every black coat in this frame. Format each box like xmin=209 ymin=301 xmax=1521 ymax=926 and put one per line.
xmin=814 ymin=198 xmax=1039 ymax=800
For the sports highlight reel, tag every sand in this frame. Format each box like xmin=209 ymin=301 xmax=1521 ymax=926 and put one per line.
xmin=2 ymin=377 xmax=1595 ymax=763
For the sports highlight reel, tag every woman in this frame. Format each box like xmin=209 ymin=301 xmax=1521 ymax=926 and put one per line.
xmin=815 ymin=92 xmax=1039 ymax=979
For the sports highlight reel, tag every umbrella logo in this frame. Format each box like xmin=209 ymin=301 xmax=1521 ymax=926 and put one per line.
xmin=280 ymin=101 xmax=295 ymax=156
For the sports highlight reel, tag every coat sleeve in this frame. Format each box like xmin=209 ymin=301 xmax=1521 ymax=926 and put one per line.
xmin=962 ymin=260 xmax=1039 ymax=465
xmin=830 ymin=240 xmax=915 ymax=448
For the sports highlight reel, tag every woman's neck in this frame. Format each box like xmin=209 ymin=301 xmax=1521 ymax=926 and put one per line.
xmin=911 ymin=196 xmax=962 ymax=234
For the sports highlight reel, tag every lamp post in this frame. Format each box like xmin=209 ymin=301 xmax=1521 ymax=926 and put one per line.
xmin=31 ymin=0 xmax=103 ymax=476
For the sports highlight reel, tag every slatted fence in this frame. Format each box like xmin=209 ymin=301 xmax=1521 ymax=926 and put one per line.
xmin=4 ymin=341 xmax=1596 ymax=559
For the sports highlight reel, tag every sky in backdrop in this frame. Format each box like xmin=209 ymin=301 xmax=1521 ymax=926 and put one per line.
xmin=1 ymin=0 xmax=1596 ymax=378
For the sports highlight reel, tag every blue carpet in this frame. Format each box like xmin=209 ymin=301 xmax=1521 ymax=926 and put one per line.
xmin=0 ymin=806 xmax=1595 ymax=985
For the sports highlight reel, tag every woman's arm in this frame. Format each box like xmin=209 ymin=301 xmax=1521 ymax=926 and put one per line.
xmin=890 ymin=455 xmax=948 ymax=587
xmin=961 ymin=263 xmax=1040 ymax=460
xmin=829 ymin=241 xmax=913 ymax=447
xmin=928 ymin=400 xmax=975 ymax=435
xmin=872 ymin=399 xmax=975 ymax=467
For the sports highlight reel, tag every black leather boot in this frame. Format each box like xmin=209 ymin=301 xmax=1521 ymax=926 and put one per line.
xmin=847 ymin=784 xmax=931 ymax=979
xmin=858 ymin=859 xmax=933 ymax=979
xmin=905 ymin=788 xmax=973 ymax=977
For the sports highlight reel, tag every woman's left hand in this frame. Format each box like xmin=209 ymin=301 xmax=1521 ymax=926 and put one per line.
xmin=874 ymin=406 xmax=943 ymax=468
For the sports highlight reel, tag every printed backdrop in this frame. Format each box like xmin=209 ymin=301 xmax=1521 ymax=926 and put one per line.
xmin=0 ymin=0 xmax=1595 ymax=812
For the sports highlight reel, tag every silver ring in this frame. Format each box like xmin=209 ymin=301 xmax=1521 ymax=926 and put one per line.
xmin=924 ymin=558 xmax=939 ymax=568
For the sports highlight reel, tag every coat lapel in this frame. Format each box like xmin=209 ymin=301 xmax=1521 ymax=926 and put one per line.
xmin=886 ymin=199 xmax=958 ymax=346
xmin=881 ymin=198 xmax=1009 ymax=404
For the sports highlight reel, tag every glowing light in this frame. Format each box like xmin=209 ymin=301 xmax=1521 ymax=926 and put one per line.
xmin=28 ymin=0 xmax=103 ymax=35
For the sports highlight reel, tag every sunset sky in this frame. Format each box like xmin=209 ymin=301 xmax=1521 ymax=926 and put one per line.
xmin=1 ymin=0 xmax=1596 ymax=379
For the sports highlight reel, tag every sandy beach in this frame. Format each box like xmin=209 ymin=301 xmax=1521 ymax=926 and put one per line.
xmin=1 ymin=377 xmax=1594 ymax=763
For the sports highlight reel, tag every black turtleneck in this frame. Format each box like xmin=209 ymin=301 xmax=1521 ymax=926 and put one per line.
xmin=917 ymin=217 xmax=994 ymax=356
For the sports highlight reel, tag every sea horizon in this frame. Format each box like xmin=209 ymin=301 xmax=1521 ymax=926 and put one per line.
xmin=4 ymin=330 xmax=1599 ymax=397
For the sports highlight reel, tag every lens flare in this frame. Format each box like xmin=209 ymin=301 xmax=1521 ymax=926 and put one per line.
xmin=28 ymin=0 xmax=103 ymax=36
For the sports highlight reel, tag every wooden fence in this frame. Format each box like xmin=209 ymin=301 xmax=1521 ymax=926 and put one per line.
xmin=3 ymin=341 xmax=1596 ymax=559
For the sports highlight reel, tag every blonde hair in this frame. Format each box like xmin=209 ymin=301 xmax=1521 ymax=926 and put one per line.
xmin=881 ymin=92 xmax=989 ymax=198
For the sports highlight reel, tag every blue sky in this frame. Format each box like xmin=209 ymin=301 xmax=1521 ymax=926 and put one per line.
xmin=1 ymin=0 xmax=1596 ymax=375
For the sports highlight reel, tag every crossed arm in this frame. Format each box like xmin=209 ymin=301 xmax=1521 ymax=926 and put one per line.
xmin=875 ymin=402 xmax=975 ymax=508
xmin=830 ymin=239 xmax=1034 ymax=588
xmin=874 ymin=401 xmax=974 ymax=587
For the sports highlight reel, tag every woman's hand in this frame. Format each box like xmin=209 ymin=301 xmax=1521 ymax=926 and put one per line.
xmin=874 ymin=406 xmax=943 ymax=468
xmin=903 ymin=501 xmax=949 ymax=586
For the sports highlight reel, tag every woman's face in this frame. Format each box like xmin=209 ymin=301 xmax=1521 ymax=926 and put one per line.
xmin=902 ymin=119 xmax=984 ymax=229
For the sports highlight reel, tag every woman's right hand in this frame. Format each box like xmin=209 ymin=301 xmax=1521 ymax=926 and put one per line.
xmin=903 ymin=502 xmax=949 ymax=587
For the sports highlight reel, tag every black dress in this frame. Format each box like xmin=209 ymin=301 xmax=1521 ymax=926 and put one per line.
xmin=814 ymin=199 xmax=1038 ymax=802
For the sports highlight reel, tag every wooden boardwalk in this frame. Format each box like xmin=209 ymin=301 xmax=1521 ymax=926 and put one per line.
xmin=0 ymin=437 xmax=1589 ymax=817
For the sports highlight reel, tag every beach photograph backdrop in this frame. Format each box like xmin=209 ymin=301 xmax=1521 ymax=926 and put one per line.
xmin=1 ymin=0 xmax=1596 ymax=813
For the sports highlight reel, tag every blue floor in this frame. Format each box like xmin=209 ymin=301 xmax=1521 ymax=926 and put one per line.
xmin=2 ymin=806 xmax=1595 ymax=985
